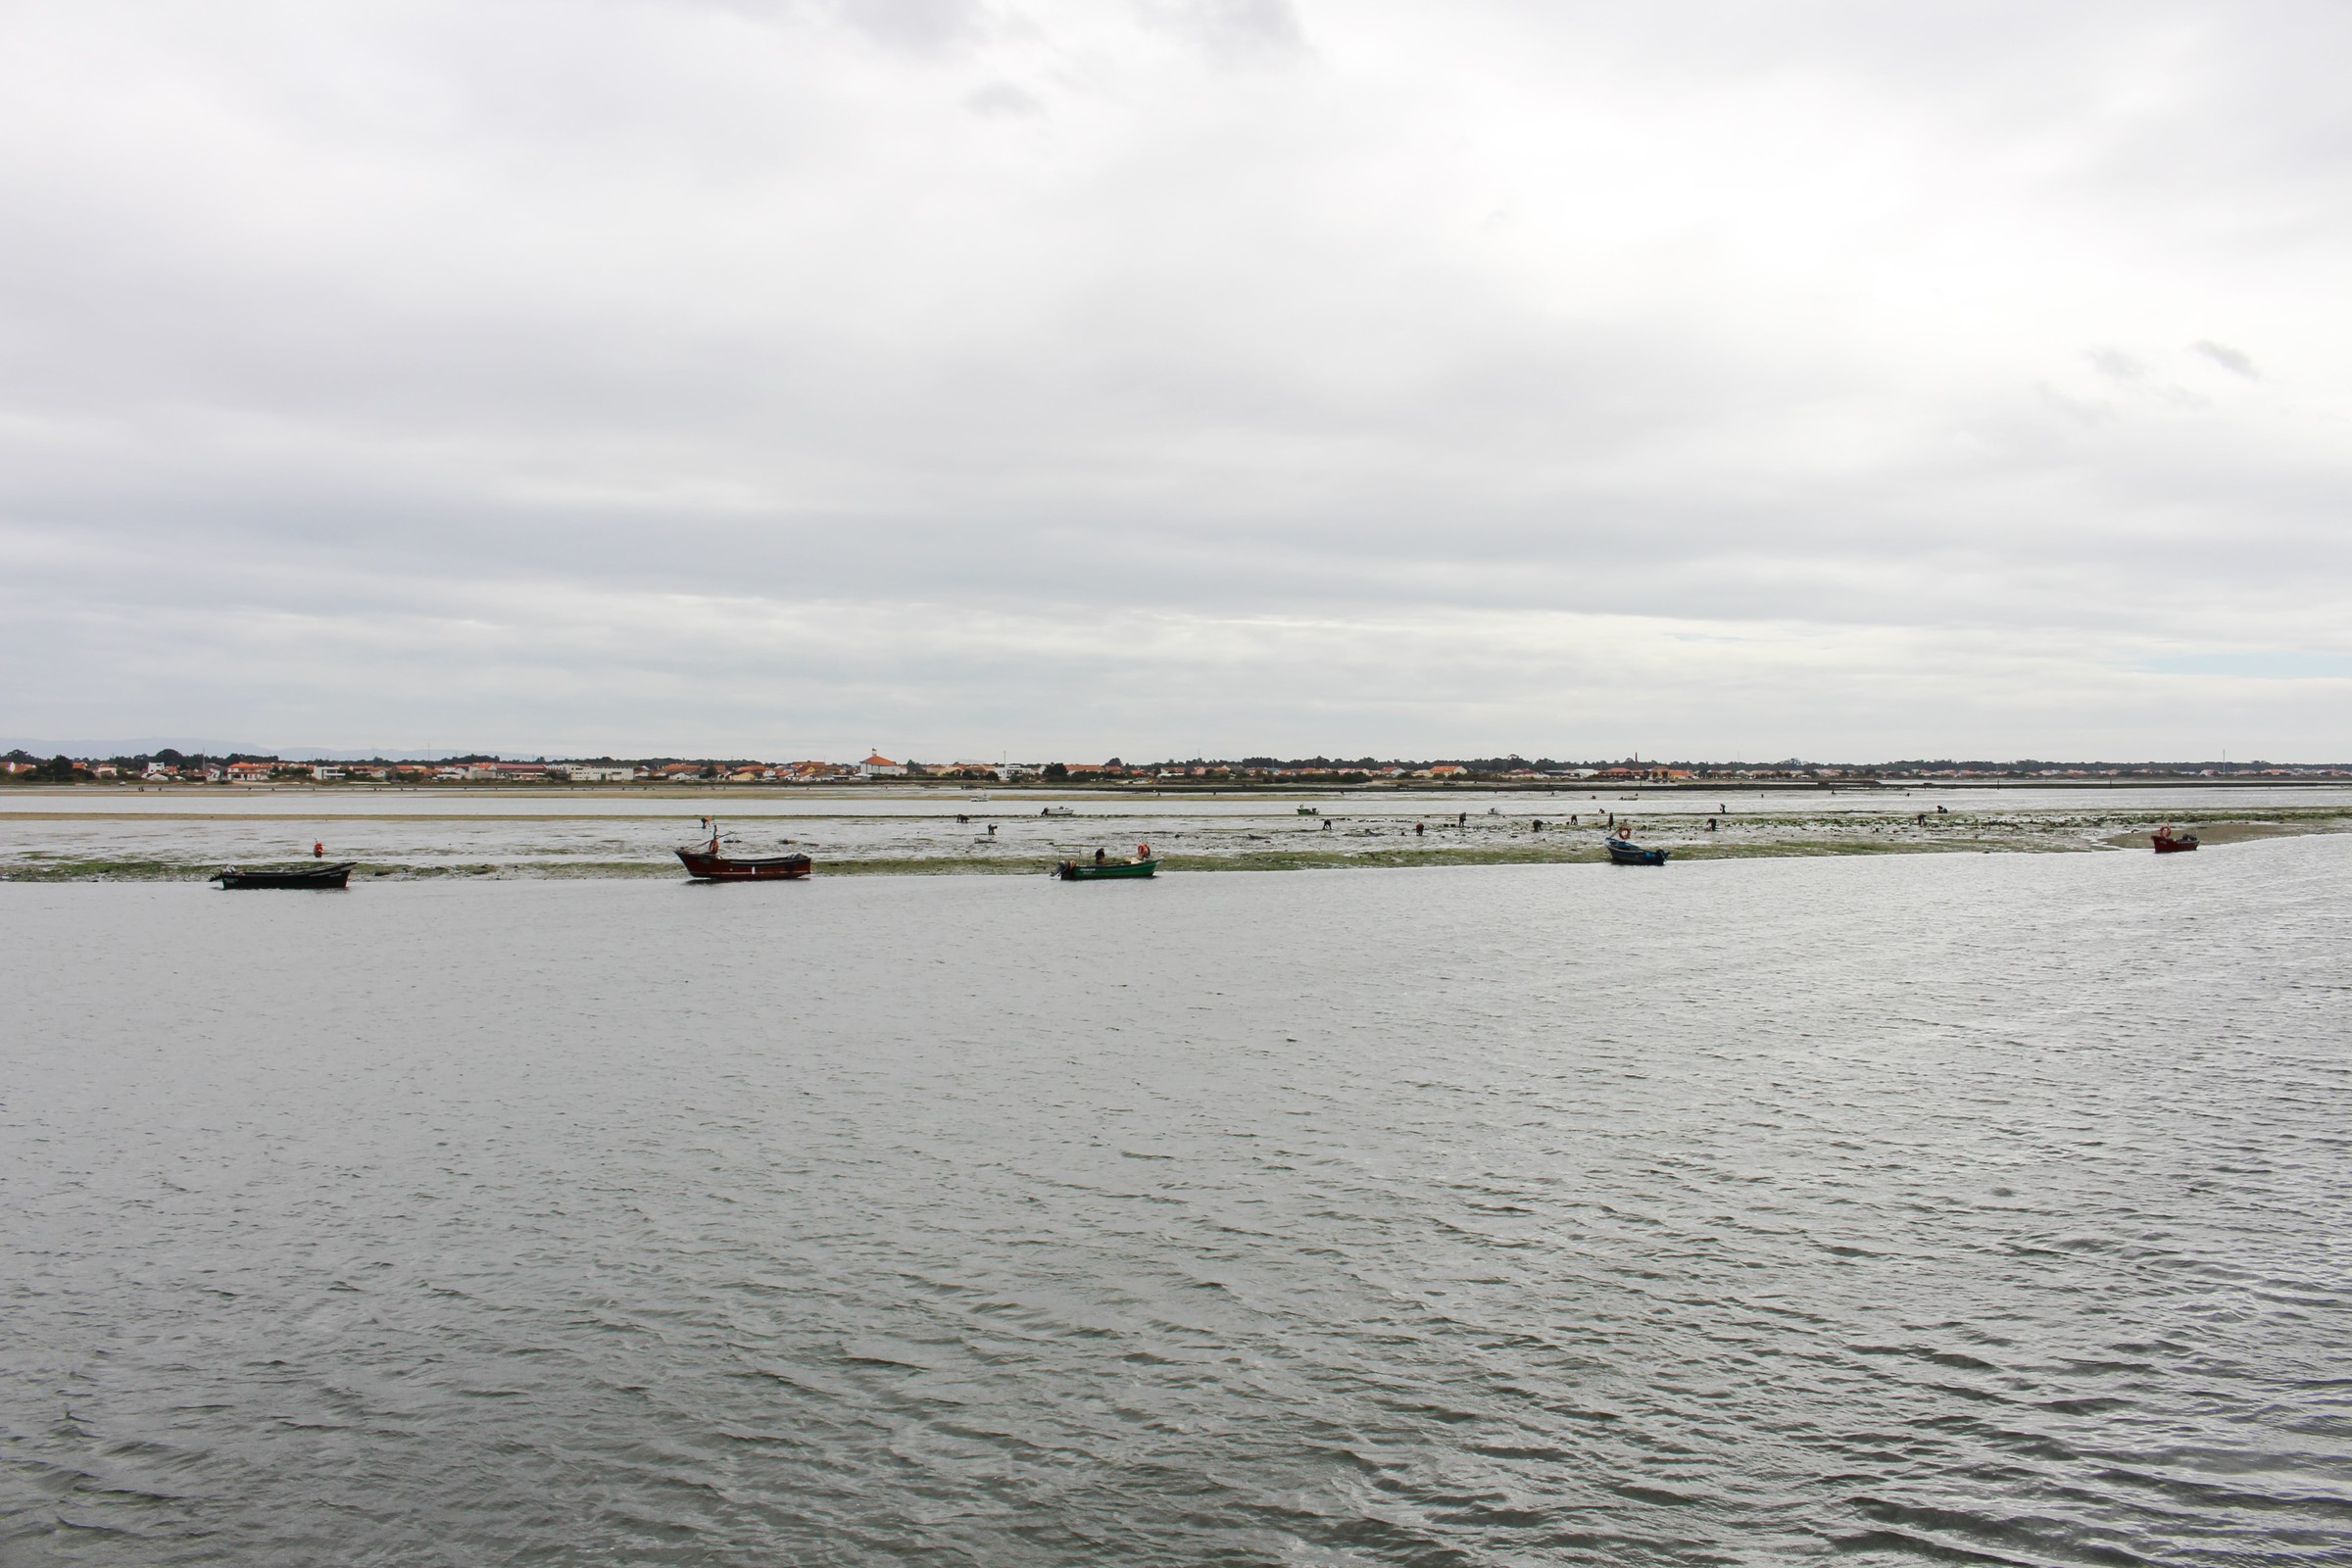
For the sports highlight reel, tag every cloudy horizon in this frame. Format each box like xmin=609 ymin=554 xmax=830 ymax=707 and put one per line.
xmin=5 ymin=1 xmax=2349 ymax=760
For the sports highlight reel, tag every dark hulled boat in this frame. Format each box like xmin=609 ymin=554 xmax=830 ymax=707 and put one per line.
xmin=677 ymin=820 xmax=811 ymax=881
xmin=1054 ymin=857 xmax=1158 ymax=880
xmin=1603 ymin=833 xmax=1668 ymax=866
xmin=214 ymin=861 xmax=356 ymax=889
xmin=2151 ymin=825 xmax=2200 ymax=854
xmin=677 ymin=846 xmax=812 ymax=880
xmin=677 ymin=844 xmax=811 ymax=880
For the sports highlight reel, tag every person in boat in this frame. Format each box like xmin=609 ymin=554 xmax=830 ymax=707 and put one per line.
xmin=1094 ymin=847 xmax=1106 ymax=864
xmin=1616 ymin=822 xmax=1634 ymax=840
xmin=1136 ymin=842 xmax=1151 ymax=859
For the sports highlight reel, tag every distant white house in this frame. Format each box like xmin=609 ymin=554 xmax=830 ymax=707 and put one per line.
xmin=858 ymin=753 xmax=905 ymax=777
xmin=309 ymin=764 xmax=344 ymax=781
xmin=555 ymin=765 xmax=634 ymax=783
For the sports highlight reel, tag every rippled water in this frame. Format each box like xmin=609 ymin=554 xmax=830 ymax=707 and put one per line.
xmin=4 ymin=841 xmax=2348 ymax=1565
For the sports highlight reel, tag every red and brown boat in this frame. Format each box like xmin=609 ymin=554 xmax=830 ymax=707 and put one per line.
xmin=677 ymin=819 xmax=811 ymax=881
xmin=2151 ymin=825 xmax=2200 ymax=854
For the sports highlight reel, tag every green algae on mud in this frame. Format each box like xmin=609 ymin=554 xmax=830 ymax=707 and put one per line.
xmin=0 ymin=858 xmax=222 ymax=883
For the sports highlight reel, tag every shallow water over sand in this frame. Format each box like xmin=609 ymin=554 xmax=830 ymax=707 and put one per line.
xmin=4 ymin=840 xmax=2349 ymax=1564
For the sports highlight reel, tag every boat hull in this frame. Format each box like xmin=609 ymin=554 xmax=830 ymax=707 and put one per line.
xmin=1604 ymin=843 xmax=1669 ymax=866
xmin=677 ymin=847 xmax=812 ymax=880
xmin=2151 ymin=836 xmax=2199 ymax=854
xmin=1055 ymin=858 xmax=1159 ymax=880
xmin=214 ymin=861 xmax=355 ymax=889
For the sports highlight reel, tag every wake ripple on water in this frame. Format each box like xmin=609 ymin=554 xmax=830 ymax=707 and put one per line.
xmin=2 ymin=838 xmax=2349 ymax=1565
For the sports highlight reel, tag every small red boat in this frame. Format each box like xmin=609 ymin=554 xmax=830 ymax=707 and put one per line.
xmin=677 ymin=819 xmax=811 ymax=881
xmin=2151 ymin=825 xmax=2199 ymax=854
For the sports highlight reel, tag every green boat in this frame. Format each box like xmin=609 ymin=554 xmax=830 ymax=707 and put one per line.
xmin=1054 ymin=857 xmax=1159 ymax=880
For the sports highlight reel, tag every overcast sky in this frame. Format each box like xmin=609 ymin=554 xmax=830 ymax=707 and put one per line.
xmin=4 ymin=0 xmax=2349 ymax=760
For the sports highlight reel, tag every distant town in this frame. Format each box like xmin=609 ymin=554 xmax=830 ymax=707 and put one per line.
xmin=6 ymin=749 xmax=2347 ymax=787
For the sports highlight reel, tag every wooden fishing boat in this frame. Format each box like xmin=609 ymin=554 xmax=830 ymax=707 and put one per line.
xmin=2151 ymin=825 xmax=2199 ymax=854
xmin=213 ymin=861 xmax=356 ymax=889
xmin=677 ymin=819 xmax=811 ymax=880
xmin=677 ymin=845 xmax=812 ymax=880
xmin=1603 ymin=835 xmax=1668 ymax=866
xmin=1054 ymin=857 xmax=1158 ymax=880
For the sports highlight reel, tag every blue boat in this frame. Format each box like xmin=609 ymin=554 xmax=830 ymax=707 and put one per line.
xmin=1603 ymin=834 xmax=1668 ymax=866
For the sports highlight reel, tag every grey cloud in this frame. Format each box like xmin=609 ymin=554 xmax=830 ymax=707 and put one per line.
xmin=965 ymin=80 xmax=1044 ymax=117
xmin=2084 ymin=347 xmax=2146 ymax=381
xmin=3 ymin=1 xmax=2350 ymax=758
xmin=828 ymin=0 xmax=983 ymax=54
xmin=1134 ymin=0 xmax=1306 ymax=62
xmin=2190 ymin=339 xmax=2260 ymax=378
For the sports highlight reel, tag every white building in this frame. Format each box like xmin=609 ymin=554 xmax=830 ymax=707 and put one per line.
xmin=858 ymin=753 xmax=906 ymax=777
xmin=555 ymin=765 xmax=634 ymax=782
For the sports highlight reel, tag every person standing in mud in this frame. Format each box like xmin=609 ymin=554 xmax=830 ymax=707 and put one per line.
xmin=1414 ymin=821 xmax=1425 ymax=837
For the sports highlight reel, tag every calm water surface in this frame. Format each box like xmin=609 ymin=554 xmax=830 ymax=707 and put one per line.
xmin=3 ymin=842 xmax=2348 ymax=1565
